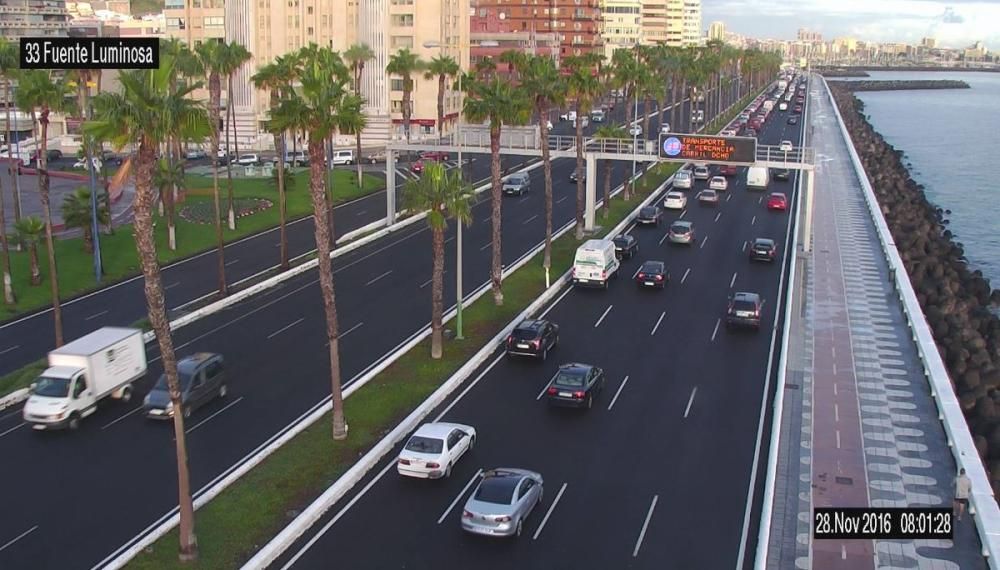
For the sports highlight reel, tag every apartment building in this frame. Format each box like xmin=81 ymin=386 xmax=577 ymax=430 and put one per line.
xmin=469 ymin=0 xmax=602 ymax=60
xmin=641 ymin=0 xmax=698 ymax=47
xmin=601 ymin=0 xmax=641 ymax=61
xmin=0 ymin=0 xmax=70 ymax=39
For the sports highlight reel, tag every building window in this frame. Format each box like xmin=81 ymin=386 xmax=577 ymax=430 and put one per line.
xmin=307 ymin=5 xmax=312 ymax=13
xmin=307 ymin=26 xmax=314 ymax=34
xmin=164 ymin=0 xmax=183 ymax=7
xmin=391 ymin=14 xmax=414 ymax=26
xmin=391 ymin=78 xmax=404 ymax=91
xmin=204 ymin=16 xmax=223 ymax=27
xmin=391 ymin=0 xmax=414 ymax=4
xmin=390 ymin=35 xmax=413 ymax=48
xmin=391 ymin=100 xmax=404 ymax=112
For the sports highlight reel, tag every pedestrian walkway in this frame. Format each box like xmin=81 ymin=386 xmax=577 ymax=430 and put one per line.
xmin=763 ymin=77 xmax=985 ymax=569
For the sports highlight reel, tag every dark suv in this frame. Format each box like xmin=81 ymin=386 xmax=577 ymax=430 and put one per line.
xmin=749 ymin=238 xmax=777 ymax=262
xmin=143 ymin=353 xmax=228 ymax=419
xmin=505 ymin=319 xmax=559 ymax=360
xmin=726 ymin=292 xmax=762 ymax=330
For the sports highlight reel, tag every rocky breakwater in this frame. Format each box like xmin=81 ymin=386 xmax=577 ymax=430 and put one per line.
xmin=829 ymin=84 xmax=1000 ymax=497
xmin=837 ymin=79 xmax=970 ymax=92
xmin=816 ymin=68 xmax=871 ymax=78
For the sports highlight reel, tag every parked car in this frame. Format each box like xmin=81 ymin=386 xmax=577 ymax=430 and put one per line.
xmin=628 ymin=124 xmax=642 ymax=137
xmin=612 ymin=234 xmax=638 ymax=260
xmin=636 ymin=205 xmax=662 ymax=226
xmin=668 ymin=220 xmax=695 ymax=245
xmin=143 ymin=353 xmax=227 ymax=420
xmin=397 ymin=422 xmax=476 ymax=479
xmin=215 ymin=149 xmax=230 ymax=165
xmin=544 ymin=363 xmax=606 ymax=409
xmin=365 ymin=150 xmax=386 ymax=164
xmin=749 ymin=238 xmax=777 ymax=262
xmin=411 ymin=159 xmax=426 ymax=173
xmin=505 ymin=319 xmax=559 ymax=360
xmin=560 ymin=110 xmax=577 ymax=122
xmin=778 ymin=140 xmax=793 ymax=152
xmin=273 ymin=151 xmax=308 ymax=166
xmin=718 ymin=164 xmax=738 ymax=177
xmin=420 ymin=150 xmax=449 ymax=162
xmin=767 ymin=192 xmax=788 ymax=211
xmin=672 ymin=170 xmax=693 ymax=189
xmin=726 ymin=291 xmax=762 ymax=330
xmin=663 ymin=191 xmax=687 ymax=210
xmin=708 ymin=176 xmax=728 ymax=191
xmin=693 ymin=165 xmax=710 ymax=180
xmin=660 ymin=123 xmax=671 ymax=135
xmin=774 ymin=169 xmax=791 ymax=181
xmin=502 ymin=172 xmax=531 ymax=196
xmin=330 ymin=149 xmax=355 ymax=165
xmin=461 ymin=468 xmax=544 ymax=538
xmin=696 ymin=189 xmax=719 ymax=205
xmin=236 ymin=154 xmax=260 ymax=166
xmin=184 ymin=148 xmax=208 ymax=160
xmin=635 ymin=260 xmax=669 ymax=289
xmin=30 ymin=149 xmax=63 ymax=162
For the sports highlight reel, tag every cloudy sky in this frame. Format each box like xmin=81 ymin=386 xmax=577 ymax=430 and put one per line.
xmin=703 ymin=0 xmax=1000 ymax=50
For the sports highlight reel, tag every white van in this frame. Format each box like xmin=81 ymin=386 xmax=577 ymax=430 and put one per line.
xmin=590 ymin=109 xmax=606 ymax=123
xmin=746 ymin=165 xmax=770 ymax=190
xmin=572 ymin=239 xmax=619 ymax=289
xmin=331 ymin=149 xmax=354 ymax=165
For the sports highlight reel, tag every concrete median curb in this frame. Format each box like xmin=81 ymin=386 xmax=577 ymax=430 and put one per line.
xmin=0 ymin=388 xmax=29 ymax=412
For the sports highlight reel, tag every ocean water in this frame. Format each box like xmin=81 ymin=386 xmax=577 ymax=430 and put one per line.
xmin=830 ymin=71 xmax=1000 ymax=288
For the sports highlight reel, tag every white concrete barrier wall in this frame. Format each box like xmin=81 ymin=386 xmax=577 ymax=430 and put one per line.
xmin=821 ymin=75 xmax=1000 ymax=564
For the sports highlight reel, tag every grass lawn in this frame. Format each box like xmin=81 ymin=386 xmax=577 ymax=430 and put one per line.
xmin=0 ymin=169 xmax=381 ymax=321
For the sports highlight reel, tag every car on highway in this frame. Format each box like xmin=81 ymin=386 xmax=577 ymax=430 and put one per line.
xmin=663 ymin=191 xmax=687 ymax=210
xmin=420 ymin=150 xmax=449 ymax=162
xmin=184 ymin=148 xmax=208 ymax=160
xmin=411 ymin=159 xmax=427 ymax=173
xmin=502 ymin=172 xmax=531 ymax=196
xmin=668 ymin=220 xmax=695 ymax=244
xmin=749 ymin=238 xmax=777 ymax=262
xmin=73 ymin=157 xmax=101 ymax=170
xmin=708 ymin=176 xmax=728 ymax=191
xmin=397 ymin=422 xmax=476 ymax=479
xmin=612 ymin=234 xmax=638 ymax=259
xmin=767 ymin=192 xmax=788 ymax=211
xmin=461 ymin=468 xmax=544 ymax=538
xmin=569 ymin=169 xmax=586 ymax=183
xmin=718 ymin=164 xmax=738 ymax=177
xmin=635 ymin=260 xmax=669 ymax=289
xmin=672 ymin=170 xmax=693 ymax=189
xmin=214 ymin=149 xmax=230 ymax=165
xmin=787 ymin=116 xmax=799 ymax=125
xmin=660 ymin=123 xmax=671 ymax=135
xmin=364 ymin=150 xmax=385 ymax=164
xmin=331 ymin=149 xmax=356 ymax=165
xmin=774 ymin=169 xmax=791 ymax=181
xmin=143 ymin=353 xmax=227 ymax=420
xmin=636 ymin=205 xmax=663 ymax=226
xmin=726 ymin=291 xmax=762 ymax=330
xmin=236 ymin=154 xmax=260 ymax=166
xmin=793 ymin=105 xmax=802 ymax=114
xmin=693 ymin=165 xmax=710 ymax=180
xmin=696 ymin=189 xmax=719 ymax=206
xmin=628 ymin=124 xmax=642 ymax=137
xmin=778 ymin=140 xmax=793 ymax=152
xmin=560 ymin=110 xmax=577 ymax=122
xmin=505 ymin=319 xmax=559 ymax=360
xmin=545 ymin=363 xmax=606 ymax=409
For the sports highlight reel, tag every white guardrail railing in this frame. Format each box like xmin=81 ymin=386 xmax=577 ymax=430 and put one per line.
xmin=820 ymin=75 xmax=1000 ymax=563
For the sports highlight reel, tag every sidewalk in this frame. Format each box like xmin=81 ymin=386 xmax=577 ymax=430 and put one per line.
xmin=763 ymin=77 xmax=985 ymax=568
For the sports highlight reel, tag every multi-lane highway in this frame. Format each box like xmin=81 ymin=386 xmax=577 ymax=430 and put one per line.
xmin=270 ymin=95 xmax=805 ymax=570
xmin=0 ymin=91 xmax=725 ymax=568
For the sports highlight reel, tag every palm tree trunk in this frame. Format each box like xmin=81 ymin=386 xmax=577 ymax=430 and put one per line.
xmin=0 ymin=169 xmax=14 ymax=304
xmin=37 ymin=114 xmax=63 ymax=347
xmin=5 ymin=80 xmax=21 ymax=223
xmin=489 ymin=123 xmax=503 ymax=306
xmin=602 ymin=158 xmax=612 ymax=216
xmin=307 ymin=137 xmax=347 ymax=440
xmin=573 ymin=99 xmax=585 ymax=240
xmin=133 ymin=137 xmax=199 ymax=561
xmin=27 ymin=242 xmax=40 ymax=285
xmin=403 ymin=79 xmax=412 ymax=145
xmin=430 ymin=224 xmax=444 ymax=359
xmin=224 ymin=86 xmax=236 ymax=230
xmin=208 ymin=78 xmax=228 ymax=296
xmin=275 ymin=131 xmax=289 ymax=270
xmin=642 ymin=97 xmax=651 ymax=138
xmin=540 ymin=103 xmax=553 ymax=280
xmin=165 ymin=141 xmax=177 ymax=251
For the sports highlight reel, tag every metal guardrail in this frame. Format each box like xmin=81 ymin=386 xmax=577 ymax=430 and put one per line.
xmin=821 ymin=75 xmax=1000 ymax=564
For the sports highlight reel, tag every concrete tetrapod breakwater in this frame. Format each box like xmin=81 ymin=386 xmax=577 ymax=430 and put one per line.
xmin=830 ymin=79 xmax=971 ymax=91
xmin=829 ymin=86 xmax=1000 ymax=498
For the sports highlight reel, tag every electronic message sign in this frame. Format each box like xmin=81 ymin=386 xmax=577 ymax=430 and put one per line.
xmin=658 ymin=134 xmax=757 ymax=165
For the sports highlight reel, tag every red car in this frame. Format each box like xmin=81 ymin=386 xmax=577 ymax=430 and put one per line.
xmin=411 ymin=159 xmax=425 ymax=173
xmin=719 ymin=164 xmax=738 ymax=177
xmin=420 ymin=150 xmax=449 ymax=162
xmin=767 ymin=192 xmax=788 ymax=211
xmin=793 ymin=105 xmax=803 ymax=114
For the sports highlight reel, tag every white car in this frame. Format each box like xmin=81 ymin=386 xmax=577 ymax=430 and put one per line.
xmin=236 ymin=154 xmax=260 ymax=166
xmin=545 ymin=120 xmax=553 ymax=131
xmin=660 ymin=123 xmax=671 ymax=135
xmin=663 ymin=191 xmax=687 ymax=210
xmin=708 ymin=176 xmax=728 ymax=191
xmin=673 ymin=170 xmax=693 ymax=189
xmin=560 ymin=111 xmax=577 ymax=122
xmin=185 ymin=148 xmax=207 ymax=160
xmin=628 ymin=124 xmax=642 ymax=136
xmin=397 ymin=422 xmax=476 ymax=479
xmin=693 ymin=165 xmax=710 ymax=180
xmin=779 ymin=140 xmax=793 ymax=152
xmin=74 ymin=157 xmax=102 ymax=170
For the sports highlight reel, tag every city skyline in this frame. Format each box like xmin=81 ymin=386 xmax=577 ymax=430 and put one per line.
xmin=703 ymin=0 xmax=1000 ymax=51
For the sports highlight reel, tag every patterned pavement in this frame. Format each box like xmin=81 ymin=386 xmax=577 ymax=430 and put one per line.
xmin=763 ymin=78 xmax=986 ymax=570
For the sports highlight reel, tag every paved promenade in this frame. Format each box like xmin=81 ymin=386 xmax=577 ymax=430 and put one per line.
xmin=763 ymin=77 xmax=986 ymax=569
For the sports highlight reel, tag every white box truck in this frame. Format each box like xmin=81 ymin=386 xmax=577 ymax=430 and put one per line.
xmin=23 ymin=327 xmax=147 ymax=430
xmin=763 ymin=100 xmax=775 ymax=114
xmin=572 ymin=239 xmax=619 ymax=289
xmin=746 ymin=165 xmax=770 ymax=190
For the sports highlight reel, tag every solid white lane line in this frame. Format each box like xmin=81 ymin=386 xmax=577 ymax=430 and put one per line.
xmin=225 ymin=258 xmax=240 ymax=266
xmin=0 ymin=422 xmax=24 ymax=439
xmin=539 ymin=286 xmax=574 ymax=319
xmin=522 ymin=214 xmax=538 ymax=225
xmin=436 ymin=354 xmax=505 ymax=420
xmin=594 ymin=305 xmax=613 ymax=328
xmin=681 ymin=268 xmax=690 ymax=284
xmin=419 ymin=277 xmax=433 ymax=289
xmin=711 ymin=318 xmax=721 ymax=342
xmin=684 ymin=387 xmax=698 ymax=418
xmin=650 ymin=312 xmax=666 ymax=336
xmin=185 ymin=396 xmax=245 ymax=434
xmin=607 ymin=375 xmax=630 ymax=411
xmin=730 ymin=272 xmax=738 ymax=288
xmin=751 ymin=215 xmax=757 ymax=226
xmin=633 ymin=495 xmax=659 ymax=557
xmin=742 ymin=241 xmax=748 ymax=252
xmin=0 ymin=525 xmax=39 ymax=553
xmin=0 ymin=345 xmax=19 ymax=355
xmin=267 ymin=317 xmax=304 ymax=339
xmin=85 ymin=310 xmax=108 ymax=321
xmin=556 ymin=196 xmax=568 ymax=204
xmin=101 ymin=405 xmax=144 ymax=430
xmin=332 ymin=225 xmax=430 ymax=275
xmin=437 ymin=470 xmax=483 ymax=524
xmin=533 ymin=482 xmax=568 ymax=540
xmin=479 ymin=242 xmax=491 ymax=251
xmin=700 ymin=235 xmax=709 ymax=249
xmin=714 ymin=212 xmax=721 ymax=222
xmin=165 ymin=281 xmax=181 ymax=290
xmin=365 ymin=270 xmax=393 ymax=286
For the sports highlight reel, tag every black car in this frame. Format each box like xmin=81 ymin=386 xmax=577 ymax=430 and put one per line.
xmin=749 ymin=238 xmax=777 ymax=262
xmin=569 ymin=169 xmax=586 ymax=183
xmin=30 ymin=149 xmax=63 ymax=162
xmin=726 ymin=292 xmax=762 ymax=330
xmin=545 ymin=363 xmax=606 ymax=409
xmin=635 ymin=260 xmax=669 ymax=289
xmin=787 ymin=116 xmax=799 ymax=125
xmin=636 ymin=206 xmax=662 ymax=226
xmin=505 ymin=319 xmax=559 ymax=360
xmin=774 ymin=169 xmax=791 ymax=181
xmin=613 ymin=234 xmax=638 ymax=259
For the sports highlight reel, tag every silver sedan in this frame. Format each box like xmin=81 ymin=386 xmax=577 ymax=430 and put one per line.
xmin=461 ymin=468 xmax=544 ymax=538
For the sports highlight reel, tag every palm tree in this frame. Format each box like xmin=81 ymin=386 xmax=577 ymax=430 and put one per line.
xmin=86 ymin=53 xmax=210 ymax=562
xmin=336 ymin=93 xmax=367 ymax=191
xmin=385 ymin=48 xmax=424 ymax=145
xmin=16 ymin=69 xmax=74 ymax=347
xmin=14 ymin=217 xmax=43 ymax=286
xmin=0 ymin=39 xmax=23 ymax=225
xmin=402 ymin=161 xmax=473 ymax=358
xmin=0 ymin=154 xmax=12 ymax=304
xmin=424 ymin=54 xmax=459 ymax=142
xmin=194 ymin=40 xmax=230 ymax=295
xmin=564 ymin=54 xmax=603 ymax=240
xmin=270 ymin=44 xmax=350 ymax=440
xmin=344 ymin=43 xmax=374 ymax=94
xmin=463 ymin=71 xmax=529 ymax=306
xmin=221 ymin=41 xmax=251 ymax=230
xmin=158 ymin=38 xmax=201 ymax=251
xmin=594 ymin=125 xmax=628 ymax=210
xmin=514 ymin=55 xmax=564 ymax=285
xmin=61 ymin=187 xmax=108 ymax=253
